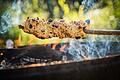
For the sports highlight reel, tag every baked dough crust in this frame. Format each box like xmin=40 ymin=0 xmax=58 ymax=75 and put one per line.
xmin=19 ymin=17 xmax=87 ymax=39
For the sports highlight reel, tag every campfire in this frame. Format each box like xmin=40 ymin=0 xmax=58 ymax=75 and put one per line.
xmin=0 ymin=0 xmax=120 ymax=80
xmin=1 ymin=17 xmax=120 ymax=70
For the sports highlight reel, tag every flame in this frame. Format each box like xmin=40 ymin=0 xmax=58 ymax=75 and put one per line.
xmin=59 ymin=44 xmax=67 ymax=52
xmin=28 ymin=35 xmax=36 ymax=45
xmin=51 ymin=43 xmax=58 ymax=49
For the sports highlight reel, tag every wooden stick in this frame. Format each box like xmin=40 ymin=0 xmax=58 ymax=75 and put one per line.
xmin=83 ymin=28 xmax=120 ymax=35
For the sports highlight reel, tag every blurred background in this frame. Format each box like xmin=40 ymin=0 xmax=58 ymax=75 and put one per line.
xmin=0 ymin=0 xmax=120 ymax=48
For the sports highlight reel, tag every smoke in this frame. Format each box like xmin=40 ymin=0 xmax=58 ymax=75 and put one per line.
xmin=0 ymin=12 xmax=12 ymax=34
xmin=82 ymin=0 xmax=98 ymax=13
xmin=0 ymin=0 xmax=22 ymax=35
xmin=66 ymin=35 xmax=120 ymax=61
xmin=11 ymin=0 xmax=22 ymax=25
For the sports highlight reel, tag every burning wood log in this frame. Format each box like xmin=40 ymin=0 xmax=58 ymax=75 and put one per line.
xmin=0 ymin=45 xmax=66 ymax=65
